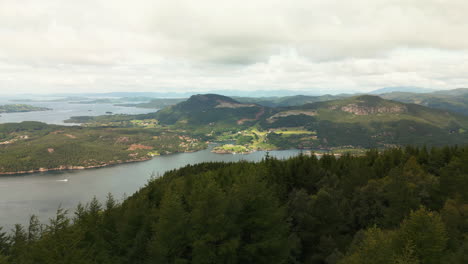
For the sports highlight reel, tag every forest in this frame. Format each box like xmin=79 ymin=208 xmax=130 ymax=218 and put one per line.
xmin=0 ymin=145 xmax=466 ymax=263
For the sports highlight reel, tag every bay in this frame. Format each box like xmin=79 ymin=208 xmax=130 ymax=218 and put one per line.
xmin=0 ymin=99 xmax=154 ymax=125
xmin=0 ymin=146 xmax=306 ymax=229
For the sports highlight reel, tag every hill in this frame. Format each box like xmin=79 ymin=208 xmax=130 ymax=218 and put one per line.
xmin=370 ymin=86 xmax=434 ymax=94
xmin=154 ymin=94 xmax=267 ymax=128
xmin=235 ymin=94 xmax=347 ymax=107
xmin=66 ymin=94 xmax=468 ymax=150
xmin=260 ymin=95 xmax=468 ymax=148
xmin=381 ymin=88 xmax=468 ymax=115
xmin=1 ymin=146 xmax=466 ymax=263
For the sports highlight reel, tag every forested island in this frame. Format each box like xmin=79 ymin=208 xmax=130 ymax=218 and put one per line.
xmin=0 ymin=104 xmax=50 ymax=113
xmin=0 ymin=146 xmax=466 ymax=263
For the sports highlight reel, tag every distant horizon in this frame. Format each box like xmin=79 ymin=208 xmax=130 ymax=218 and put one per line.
xmin=2 ymin=86 xmax=467 ymax=98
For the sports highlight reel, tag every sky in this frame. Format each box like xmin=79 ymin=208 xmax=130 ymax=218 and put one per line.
xmin=0 ymin=0 xmax=467 ymax=95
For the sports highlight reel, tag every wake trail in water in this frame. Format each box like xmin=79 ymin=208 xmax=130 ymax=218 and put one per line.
xmin=0 ymin=179 xmax=69 ymax=187
xmin=56 ymin=179 xmax=69 ymax=182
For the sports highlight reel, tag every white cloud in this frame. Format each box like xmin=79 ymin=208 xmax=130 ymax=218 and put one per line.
xmin=0 ymin=0 xmax=467 ymax=94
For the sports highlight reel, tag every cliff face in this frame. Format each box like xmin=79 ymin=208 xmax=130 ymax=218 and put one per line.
xmin=340 ymin=103 xmax=407 ymax=115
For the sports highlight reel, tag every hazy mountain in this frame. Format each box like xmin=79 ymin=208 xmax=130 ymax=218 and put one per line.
xmin=370 ymin=86 xmax=434 ymax=94
xmin=235 ymin=94 xmax=348 ymax=107
xmin=116 ymin=98 xmax=187 ymax=109
xmin=259 ymin=95 xmax=468 ymax=147
xmin=381 ymin=88 xmax=468 ymax=115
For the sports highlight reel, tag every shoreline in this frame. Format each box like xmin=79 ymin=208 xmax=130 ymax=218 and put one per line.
xmin=0 ymin=146 xmax=351 ymax=176
xmin=0 ymin=157 xmax=152 ymax=176
xmin=0 ymin=144 xmax=210 ymax=176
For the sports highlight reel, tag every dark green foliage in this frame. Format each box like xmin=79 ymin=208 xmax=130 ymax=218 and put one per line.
xmin=266 ymin=132 xmax=317 ymax=149
xmin=2 ymin=146 xmax=467 ymax=263
xmin=260 ymin=115 xmax=317 ymax=129
xmin=236 ymin=135 xmax=254 ymax=145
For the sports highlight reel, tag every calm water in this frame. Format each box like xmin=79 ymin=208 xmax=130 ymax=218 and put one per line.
xmin=0 ymin=99 xmax=305 ymax=229
xmin=0 ymin=99 xmax=155 ymax=125
xmin=0 ymin=146 xmax=305 ymax=229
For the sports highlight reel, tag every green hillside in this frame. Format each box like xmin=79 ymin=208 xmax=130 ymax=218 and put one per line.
xmin=235 ymin=94 xmax=346 ymax=107
xmin=116 ymin=98 xmax=187 ymax=109
xmin=258 ymin=95 xmax=468 ymax=148
xmin=66 ymin=94 xmax=468 ymax=150
xmin=381 ymin=88 xmax=468 ymax=115
xmin=234 ymin=88 xmax=468 ymax=115
xmin=154 ymin=94 xmax=267 ymax=128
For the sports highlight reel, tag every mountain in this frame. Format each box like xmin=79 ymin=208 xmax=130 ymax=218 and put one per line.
xmin=254 ymin=95 xmax=468 ymax=147
xmin=153 ymin=94 xmax=468 ymax=148
xmin=210 ymin=89 xmax=321 ymax=97
xmin=381 ymin=88 xmax=468 ymax=115
xmin=116 ymin=98 xmax=187 ymax=109
xmin=432 ymin=88 xmax=468 ymax=96
xmin=155 ymin=94 xmax=267 ymax=127
xmin=370 ymin=86 xmax=434 ymax=94
xmin=235 ymin=94 xmax=348 ymax=107
xmin=48 ymin=89 xmax=321 ymax=99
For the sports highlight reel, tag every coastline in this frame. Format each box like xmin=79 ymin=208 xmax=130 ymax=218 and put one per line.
xmin=0 ymin=145 xmax=350 ymax=175
xmin=0 ymin=157 xmax=152 ymax=176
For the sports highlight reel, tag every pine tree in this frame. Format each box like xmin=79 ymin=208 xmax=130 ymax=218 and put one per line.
xmin=397 ymin=207 xmax=448 ymax=264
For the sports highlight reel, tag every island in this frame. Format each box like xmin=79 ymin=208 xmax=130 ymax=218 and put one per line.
xmin=0 ymin=104 xmax=51 ymax=113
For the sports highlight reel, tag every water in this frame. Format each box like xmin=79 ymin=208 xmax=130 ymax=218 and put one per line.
xmin=0 ymin=99 xmax=305 ymax=229
xmin=0 ymin=146 xmax=305 ymax=229
xmin=0 ymin=98 xmax=155 ymax=228
xmin=0 ymin=99 xmax=155 ymax=125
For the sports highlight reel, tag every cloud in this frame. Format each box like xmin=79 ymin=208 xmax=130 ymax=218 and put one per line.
xmin=0 ymin=0 xmax=467 ymax=94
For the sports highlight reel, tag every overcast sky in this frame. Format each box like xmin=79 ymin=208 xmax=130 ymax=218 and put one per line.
xmin=1 ymin=0 xmax=467 ymax=95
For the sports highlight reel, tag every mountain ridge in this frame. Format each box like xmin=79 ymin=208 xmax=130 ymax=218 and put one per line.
xmin=151 ymin=94 xmax=468 ymax=148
